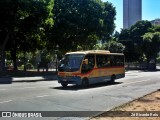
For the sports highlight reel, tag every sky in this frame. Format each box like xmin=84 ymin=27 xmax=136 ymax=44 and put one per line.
xmin=102 ymin=0 xmax=160 ymax=32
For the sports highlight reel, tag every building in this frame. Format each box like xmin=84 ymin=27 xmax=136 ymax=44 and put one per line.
xmin=123 ymin=0 xmax=142 ymax=29
xmin=151 ymin=18 xmax=160 ymax=26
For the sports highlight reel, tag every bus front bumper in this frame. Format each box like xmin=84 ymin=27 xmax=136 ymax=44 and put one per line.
xmin=57 ymin=76 xmax=82 ymax=85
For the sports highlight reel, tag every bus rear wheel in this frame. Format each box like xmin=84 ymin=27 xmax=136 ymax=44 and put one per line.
xmin=61 ymin=83 xmax=68 ymax=87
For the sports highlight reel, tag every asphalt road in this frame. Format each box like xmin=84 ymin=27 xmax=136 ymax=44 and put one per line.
xmin=0 ymin=70 xmax=160 ymax=120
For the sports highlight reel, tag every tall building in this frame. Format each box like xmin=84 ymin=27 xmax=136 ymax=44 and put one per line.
xmin=123 ymin=0 xmax=142 ymax=29
xmin=151 ymin=18 xmax=160 ymax=26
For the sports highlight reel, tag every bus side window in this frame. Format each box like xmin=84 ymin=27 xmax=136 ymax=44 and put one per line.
xmin=105 ymin=56 xmax=111 ymax=67
xmin=110 ymin=55 xmax=124 ymax=67
xmin=116 ymin=56 xmax=124 ymax=66
xmin=96 ymin=55 xmax=111 ymax=68
xmin=81 ymin=54 xmax=95 ymax=73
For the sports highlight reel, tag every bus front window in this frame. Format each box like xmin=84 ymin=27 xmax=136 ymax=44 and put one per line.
xmin=58 ymin=54 xmax=84 ymax=72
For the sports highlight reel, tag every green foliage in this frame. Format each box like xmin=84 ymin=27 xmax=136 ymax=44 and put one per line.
xmin=0 ymin=0 xmax=53 ymax=51
xmin=51 ymin=0 xmax=116 ymax=52
xmin=93 ymin=43 xmax=104 ymax=50
xmin=149 ymin=25 xmax=160 ymax=32
xmin=93 ymin=39 xmax=125 ymax=53
xmin=157 ymin=56 xmax=160 ymax=63
xmin=119 ymin=29 xmax=130 ymax=41
xmin=18 ymin=65 xmax=24 ymax=70
xmin=82 ymin=34 xmax=99 ymax=50
xmin=0 ymin=0 xmax=116 ymax=70
xmin=113 ymin=31 xmax=120 ymax=40
xmin=26 ymin=63 xmax=34 ymax=69
xmin=0 ymin=0 xmax=54 ymax=70
xmin=119 ymin=20 xmax=153 ymax=62
xmin=143 ymin=32 xmax=160 ymax=63
xmin=103 ymin=40 xmax=125 ymax=53
xmin=129 ymin=21 xmax=152 ymax=60
xmin=130 ymin=21 xmax=152 ymax=41
xmin=16 ymin=0 xmax=54 ymax=52
xmin=101 ymin=1 xmax=116 ymax=40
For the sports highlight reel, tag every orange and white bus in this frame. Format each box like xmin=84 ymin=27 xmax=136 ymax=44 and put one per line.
xmin=58 ymin=50 xmax=125 ymax=87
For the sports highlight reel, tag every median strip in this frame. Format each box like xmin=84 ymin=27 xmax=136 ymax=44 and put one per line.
xmin=0 ymin=100 xmax=12 ymax=104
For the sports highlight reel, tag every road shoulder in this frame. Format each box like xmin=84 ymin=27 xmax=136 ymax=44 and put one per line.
xmin=91 ymin=90 xmax=160 ymax=120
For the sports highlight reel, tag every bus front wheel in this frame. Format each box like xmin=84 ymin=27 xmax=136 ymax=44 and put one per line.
xmin=82 ymin=78 xmax=89 ymax=88
xmin=110 ymin=75 xmax=115 ymax=84
xmin=61 ymin=83 xmax=68 ymax=87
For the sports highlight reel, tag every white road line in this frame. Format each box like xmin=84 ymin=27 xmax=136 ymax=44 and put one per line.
xmin=122 ymin=76 xmax=150 ymax=81
xmin=0 ymin=100 xmax=12 ymax=104
xmin=0 ymin=89 xmax=7 ymax=91
xmin=20 ymin=86 xmax=47 ymax=89
xmin=124 ymin=79 xmax=151 ymax=85
xmin=36 ymin=95 xmax=50 ymax=98
xmin=7 ymin=85 xmax=53 ymax=90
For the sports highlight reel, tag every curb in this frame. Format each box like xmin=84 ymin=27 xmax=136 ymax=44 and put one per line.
xmin=0 ymin=75 xmax=57 ymax=83
xmin=0 ymin=77 xmax=13 ymax=84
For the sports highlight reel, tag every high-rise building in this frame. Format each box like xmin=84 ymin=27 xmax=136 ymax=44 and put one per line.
xmin=123 ymin=0 xmax=142 ymax=29
xmin=151 ymin=18 xmax=160 ymax=26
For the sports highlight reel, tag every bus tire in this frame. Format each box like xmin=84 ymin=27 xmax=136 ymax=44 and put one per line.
xmin=61 ymin=83 xmax=68 ymax=87
xmin=82 ymin=78 xmax=89 ymax=88
xmin=110 ymin=75 xmax=115 ymax=84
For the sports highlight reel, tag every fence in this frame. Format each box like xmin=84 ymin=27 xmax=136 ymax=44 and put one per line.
xmin=125 ymin=62 xmax=157 ymax=70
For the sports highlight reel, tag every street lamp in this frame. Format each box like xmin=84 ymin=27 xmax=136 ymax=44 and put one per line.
xmin=55 ymin=45 xmax=59 ymax=73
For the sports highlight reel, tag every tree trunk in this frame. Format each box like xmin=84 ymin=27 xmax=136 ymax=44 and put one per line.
xmin=146 ymin=57 xmax=150 ymax=70
xmin=0 ymin=33 xmax=10 ymax=71
xmin=10 ymin=48 xmax=17 ymax=71
xmin=153 ymin=57 xmax=157 ymax=70
xmin=23 ymin=52 xmax=26 ymax=71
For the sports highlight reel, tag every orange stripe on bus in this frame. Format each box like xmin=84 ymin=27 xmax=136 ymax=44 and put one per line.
xmin=58 ymin=66 xmax=124 ymax=76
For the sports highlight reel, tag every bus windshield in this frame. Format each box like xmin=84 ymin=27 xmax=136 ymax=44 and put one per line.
xmin=58 ymin=54 xmax=84 ymax=72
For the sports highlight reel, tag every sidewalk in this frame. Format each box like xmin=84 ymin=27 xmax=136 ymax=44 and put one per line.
xmin=0 ymin=70 xmax=139 ymax=84
xmin=0 ymin=75 xmax=57 ymax=84
xmin=0 ymin=69 xmax=158 ymax=83
xmin=13 ymin=75 xmax=57 ymax=82
xmin=0 ymin=69 xmax=58 ymax=83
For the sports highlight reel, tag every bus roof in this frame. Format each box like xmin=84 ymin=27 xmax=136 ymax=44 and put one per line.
xmin=66 ymin=50 xmax=124 ymax=55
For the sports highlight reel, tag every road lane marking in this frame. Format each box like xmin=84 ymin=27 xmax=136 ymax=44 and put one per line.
xmin=123 ymin=79 xmax=151 ymax=85
xmin=36 ymin=95 xmax=50 ymax=98
xmin=0 ymin=89 xmax=7 ymax=91
xmin=121 ymin=75 xmax=153 ymax=81
xmin=0 ymin=100 xmax=12 ymax=104
xmin=19 ymin=86 xmax=51 ymax=89
xmin=3 ymin=85 xmax=53 ymax=91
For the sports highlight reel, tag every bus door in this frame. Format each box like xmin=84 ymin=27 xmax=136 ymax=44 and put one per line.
xmin=81 ymin=54 xmax=95 ymax=81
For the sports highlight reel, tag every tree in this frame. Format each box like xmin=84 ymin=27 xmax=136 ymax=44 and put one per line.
xmin=51 ymin=0 xmax=116 ymax=52
xmin=119 ymin=21 xmax=153 ymax=62
xmin=16 ymin=0 xmax=54 ymax=71
xmin=143 ymin=32 xmax=160 ymax=69
xmin=103 ymin=40 xmax=125 ymax=53
xmin=101 ymin=1 xmax=116 ymax=41
xmin=113 ymin=31 xmax=120 ymax=40
xmin=119 ymin=29 xmax=130 ymax=41
xmin=148 ymin=25 xmax=160 ymax=33
xmin=130 ymin=21 xmax=152 ymax=42
xmin=119 ymin=29 xmax=138 ymax=62
xmin=129 ymin=21 xmax=152 ymax=61
xmin=0 ymin=0 xmax=54 ymax=71
xmin=0 ymin=0 xmax=17 ymax=71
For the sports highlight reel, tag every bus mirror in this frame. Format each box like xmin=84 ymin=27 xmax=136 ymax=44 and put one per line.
xmin=83 ymin=59 xmax=88 ymax=65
